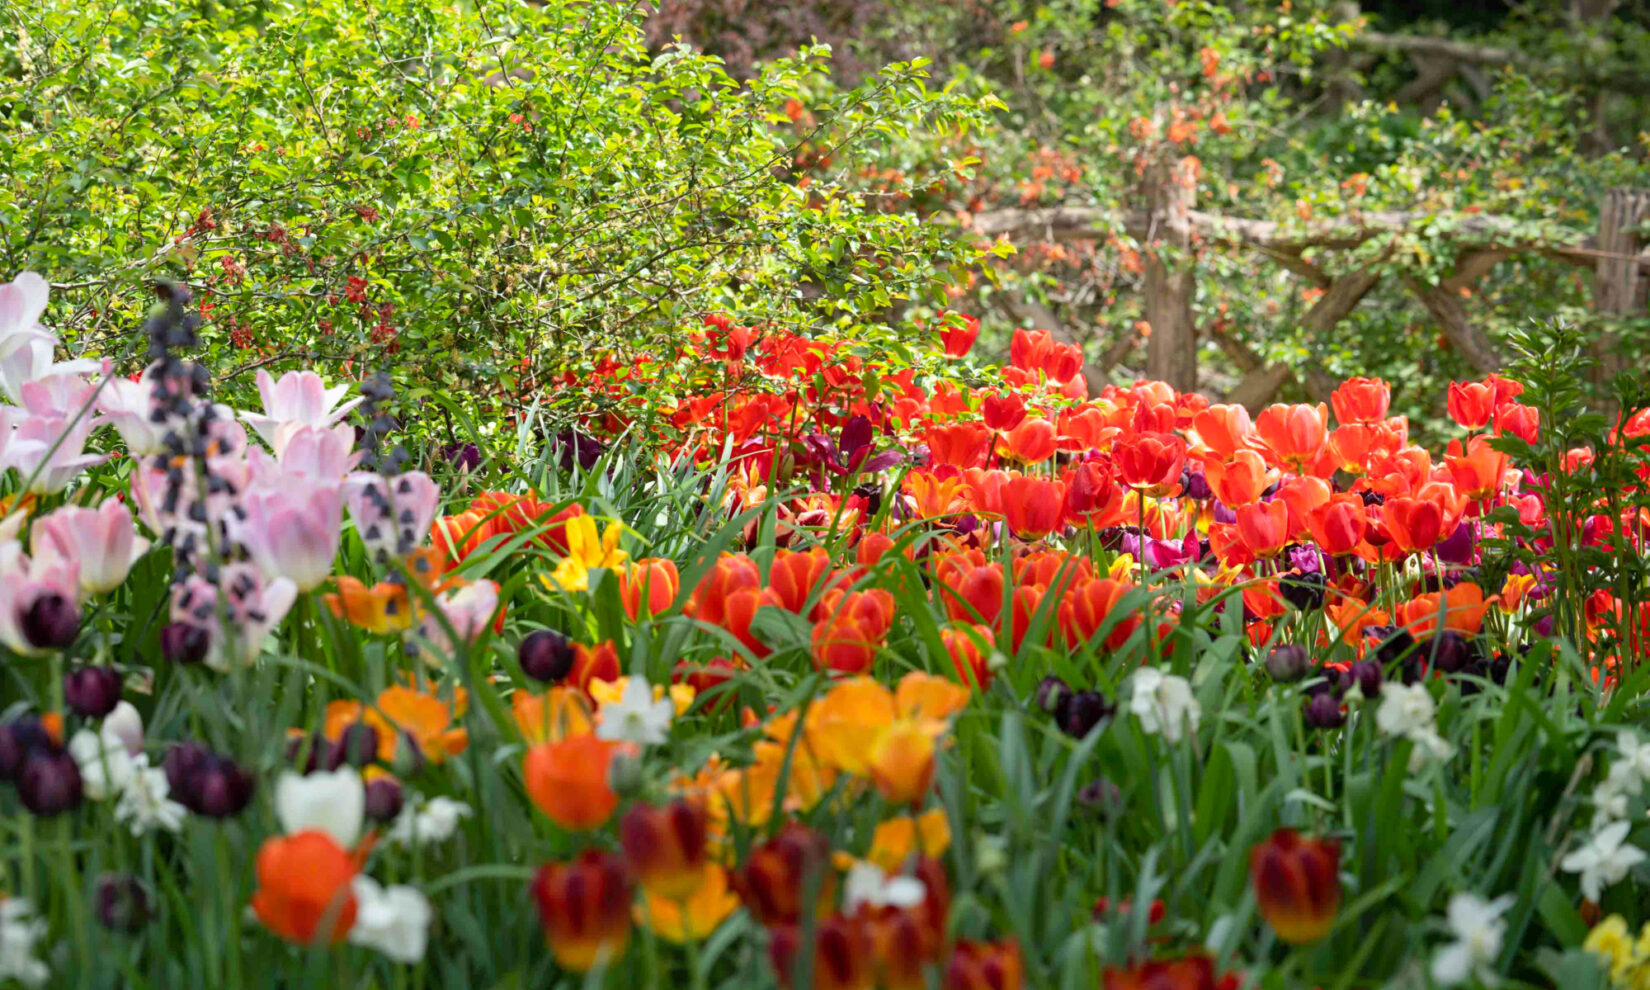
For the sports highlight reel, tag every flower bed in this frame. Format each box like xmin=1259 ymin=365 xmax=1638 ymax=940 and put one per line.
xmin=2 ymin=273 xmax=1650 ymax=987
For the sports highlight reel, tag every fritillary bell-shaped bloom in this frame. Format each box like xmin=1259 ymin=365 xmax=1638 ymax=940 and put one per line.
xmin=241 ymin=369 xmax=364 ymax=449
xmin=523 ymin=734 xmax=621 ymax=831
xmin=30 ymin=499 xmax=149 ymax=596
xmin=619 ymin=799 xmax=710 ymax=901
xmin=1250 ymin=828 xmax=1341 ymax=944
xmin=250 ymin=830 xmax=359 ymax=945
xmin=344 ymin=471 xmax=440 ymax=557
xmin=531 ymin=850 xmax=634 ymax=972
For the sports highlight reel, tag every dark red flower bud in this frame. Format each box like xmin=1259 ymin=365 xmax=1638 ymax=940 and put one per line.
xmin=0 ymin=716 xmax=53 ymax=781
xmin=18 ymin=745 xmax=83 ymax=815
xmin=334 ymin=722 xmax=380 ymax=769
xmin=22 ymin=592 xmax=80 ymax=650
xmin=943 ymin=937 xmax=1024 ymax=990
xmin=64 ymin=666 xmax=123 ymax=717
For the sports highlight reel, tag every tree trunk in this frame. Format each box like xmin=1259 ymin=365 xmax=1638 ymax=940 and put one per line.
xmin=1593 ymin=187 xmax=1650 ymax=387
xmin=1143 ymin=158 xmax=1198 ymax=392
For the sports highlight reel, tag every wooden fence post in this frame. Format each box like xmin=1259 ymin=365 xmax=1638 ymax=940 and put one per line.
xmin=1593 ymin=187 xmax=1650 ymax=387
xmin=1144 ymin=157 xmax=1198 ymax=392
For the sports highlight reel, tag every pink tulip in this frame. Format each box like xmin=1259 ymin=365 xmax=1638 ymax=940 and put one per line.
xmin=31 ymin=500 xmax=150 ymax=595
xmin=168 ymin=564 xmax=296 ymax=670
xmin=4 ymin=412 xmax=106 ymax=493
xmin=234 ymin=482 xmax=344 ymax=591
xmin=247 ymin=422 xmax=358 ymax=486
xmin=97 ymin=364 xmax=169 ymax=456
xmin=421 ymin=579 xmax=500 ymax=655
xmin=0 ymin=541 xmax=81 ymax=656
xmin=241 ymin=370 xmax=363 ymax=448
xmin=344 ymin=471 xmax=440 ymax=556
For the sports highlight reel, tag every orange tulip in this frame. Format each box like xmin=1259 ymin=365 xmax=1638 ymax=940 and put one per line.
xmin=1330 ymin=376 xmax=1390 ymax=425
xmin=1058 ymin=578 xmax=1140 ymax=650
xmin=811 ymin=589 xmax=896 ymax=674
xmin=620 ymin=799 xmax=710 ymax=901
xmin=942 ymin=624 xmax=996 ymax=691
xmin=1002 ymin=475 xmax=1064 ymax=538
xmin=619 ymin=558 xmax=680 ymax=620
xmin=1254 ymin=402 xmax=1328 ymax=471
xmin=1202 ymin=450 xmax=1277 ymax=506
xmin=1235 ymin=500 xmax=1290 ymax=558
xmin=769 ymin=547 xmax=834 ymax=616
xmin=1276 ymin=475 xmax=1331 ymax=536
xmin=1063 ymin=459 xmax=1125 ymax=527
xmin=905 ymin=471 xmax=974 ymax=519
xmin=432 ymin=509 xmax=497 ymax=564
xmin=1250 ymin=828 xmax=1340 ymax=944
xmin=1191 ymin=403 xmax=1254 ymax=460
xmin=868 ymin=720 xmax=937 ymax=805
xmin=569 ymin=640 xmax=622 ymax=696
xmin=1114 ymin=431 xmax=1187 ymax=496
xmin=1306 ymin=496 xmax=1367 ymax=557
xmin=1395 ymin=582 xmax=1491 ymax=638
xmin=531 ymin=850 xmax=635 ymax=971
xmin=1327 ymin=423 xmax=1381 ymax=475
xmin=925 ymin=422 xmax=992 ymax=470
xmin=1444 ymin=436 xmax=1510 ymax=501
xmin=936 ymin=552 xmax=1005 ymax=626
xmin=325 ymin=577 xmax=413 ymax=634
xmin=512 ymin=687 xmax=595 ymax=744
xmin=250 ymin=831 xmax=359 ymax=945
xmin=686 ymin=553 xmax=763 ymax=626
xmin=1381 ymin=489 xmax=1464 ymax=554
xmin=1000 ymin=418 xmax=1056 ymax=464
xmin=523 ymin=734 xmax=623 ymax=831
xmin=1447 ymin=380 xmax=1496 ymax=430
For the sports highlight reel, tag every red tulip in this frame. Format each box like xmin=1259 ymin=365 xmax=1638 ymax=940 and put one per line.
xmin=1002 ymin=475 xmax=1064 ymax=539
xmin=531 ymin=850 xmax=635 ymax=971
xmin=981 ymin=392 xmax=1027 ymax=432
xmin=1330 ymin=376 xmax=1390 ymax=425
xmin=1250 ymin=828 xmax=1341 ymax=945
xmin=1447 ymin=381 xmax=1495 ymax=430
xmin=1114 ymin=432 xmax=1186 ymax=496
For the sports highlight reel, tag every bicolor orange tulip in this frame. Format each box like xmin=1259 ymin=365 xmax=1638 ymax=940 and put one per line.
xmin=1002 ymin=475 xmax=1064 ymax=538
xmin=1444 ymin=436 xmax=1510 ymax=501
xmin=769 ymin=914 xmax=874 ymax=990
xmin=1395 ymin=582 xmax=1491 ymax=638
xmin=1250 ymin=829 xmax=1341 ymax=944
xmin=942 ymin=624 xmax=995 ymax=691
xmin=1058 ymin=578 xmax=1140 ymax=650
xmin=531 ymin=850 xmax=635 ymax=971
xmin=730 ymin=823 xmax=836 ymax=926
xmin=936 ymin=552 xmax=1005 ymax=626
xmin=620 ymin=799 xmax=710 ymax=901
xmin=769 ymin=547 xmax=834 ymax=617
xmin=811 ymin=589 xmax=896 ymax=674
xmin=619 ymin=558 xmax=680 ymax=620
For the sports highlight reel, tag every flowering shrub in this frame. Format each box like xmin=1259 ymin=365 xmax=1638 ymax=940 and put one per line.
xmin=2 ymin=266 xmax=1650 ymax=988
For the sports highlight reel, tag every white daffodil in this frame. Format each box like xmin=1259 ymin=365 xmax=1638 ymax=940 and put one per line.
xmin=67 ymin=728 xmax=134 ymax=801
xmin=113 ymin=758 xmax=187 ymax=836
xmin=841 ymin=861 xmax=926 ymax=914
xmin=275 ymin=767 xmax=365 ymax=848
xmin=1431 ymin=892 xmax=1513 ymax=986
xmin=1129 ymin=666 xmax=1200 ymax=744
xmin=1562 ymin=821 xmax=1648 ymax=903
xmin=386 ymin=795 xmax=473 ymax=848
xmin=596 ymin=675 xmax=673 ymax=746
xmin=0 ymin=896 xmax=50 ymax=988
xmin=348 ymin=875 xmax=433 ymax=964
xmin=1376 ymin=683 xmax=1455 ymax=767
xmin=1617 ymin=732 xmax=1650 ymax=784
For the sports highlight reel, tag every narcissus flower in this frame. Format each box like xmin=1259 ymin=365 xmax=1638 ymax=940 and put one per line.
xmin=1250 ymin=828 xmax=1341 ymax=944
xmin=523 ymin=734 xmax=624 ymax=831
xmin=531 ymin=850 xmax=634 ymax=971
xmin=250 ymin=830 xmax=359 ymax=945
xmin=541 ymin=515 xmax=628 ymax=593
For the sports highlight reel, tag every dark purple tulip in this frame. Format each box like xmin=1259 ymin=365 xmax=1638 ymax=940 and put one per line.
xmin=1264 ymin=644 xmax=1310 ymax=682
xmin=335 ymin=723 xmax=381 ymax=769
xmin=21 ymin=592 xmax=79 ymax=650
xmin=1035 ymin=675 xmax=1071 ymax=714
xmin=1303 ymin=693 xmax=1346 ymax=730
xmin=160 ymin=622 xmax=210 ymax=665
xmin=285 ymin=732 xmax=334 ymax=774
xmin=64 ymin=667 xmax=123 ymax=718
xmin=556 ymin=430 xmax=604 ymax=472
xmin=95 ymin=874 xmax=152 ymax=933
xmin=364 ymin=776 xmax=405 ymax=823
xmin=1279 ymin=570 xmax=1326 ymax=611
xmin=1422 ymin=632 xmax=1474 ymax=675
xmin=1179 ymin=463 xmax=1211 ymax=501
xmin=1435 ymin=522 xmax=1476 ymax=566
xmin=1367 ymin=626 xmax=1415 ymax=666
xmin=839 ymin=415 xmax=874 ymax=458
xmin=190 ymin=755 xmax=256 ymax=818
xmin=1346 ymin=660 xmax=1383 ymax=698
xmin=162 ymin=742 xmax=211 ymax=798
xmin=0 ymin=716 xmax=53 ymax=781
xmin=1077 ymin=778 xmax=1123 ymax=818
xmin=18 ymin=746 xmax=83 ymax=815
xmin=441 ymin=442 xmax=482 ymax=472
xmin=1058 ymin=690 xmax=1115 ymax=739
xmin=518 ymin=629 xmax=575 ymax=683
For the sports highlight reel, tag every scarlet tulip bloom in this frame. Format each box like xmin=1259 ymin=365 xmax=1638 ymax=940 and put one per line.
xmin=1276 ymin=475 xmax=1331 ymax=535
xmin=1235 ymin=500 xmax=1290 ymax=558
xmin=1000 ymin=418 xmax=1056 ymax=464
xmin=569 ymin=640 xmax=621 ymax=696
xmin=1306 ymin=496 xmax=1367 ymax=557
xmin=1191 ymin=404 xmax=1254 ymax=460
xmin=432 ymin=509 xmax=497 ymax=564
xmin=981 ymin=392 xmax=1027 ymax=432
xmin=1101 ymin=955 xmax=1216 ymax=990
xmin=1008 ymin=328 xmax=1055 ymax=374
xmin=1002 ymin=475 xmax=1064 ymax=538
xmin=1202 ymin=450 xmax=1277 ymax=506
xmin=1447 ymin=381 xmax=1496 ymax=430
xmin=1494 ymin=402 xmax=1539 ymax=444
xmin=1330 ymin=376 xmax=1390 ymax=425
xmin=619 ymin=558 xmax=680 ymax=620
xmin=686 ymin=554 xmax=763 ymax=626
xmin=936 ymin=553 xmax=1006 ymax=626
xmin=1250 ymin=828 xmax=1341 ymax=945
xmin=769 ymin=547 xmax=834 ymax=616
xmin=942 ymin=624 xmax=995 ymax=691
xmin=811 ymin=589 xmax=896 ymax=674
xmin=945 ymin=938 xmax=1025 ymax=990
xmin=1444 ymin=436 xmax=1510 ymax=501
xmin=251 ymin=831 xmax=359 ymax=945
xmin=531 ymin=850 xmax=635 ymax=971
xmin=1381 ymin=493 xmax=1460 ymax=554
xmin=1058 ymin=578 xmax=1140 ymax=650
xmin=620 ymin=799 xmax=710 ymax=901
xmin=731 ymin=823 xmax=836 ymax=926
xmin=1114 ymin=431 xmax=1187 ymax=497
xmin=768 ymin=914 xmax=873 ymax=990
xmin=523 ymin=734 xmax=622 ymax=831
xmin=941 ymin=314 xmax=980 ymax=358
xmin=1062 ymin=459 xmax=1125 ymax=527
xmin=925 ymin=423 xmax=992 ymax=471
xmin=1254 ymin=403 xmax=1328 ymax=472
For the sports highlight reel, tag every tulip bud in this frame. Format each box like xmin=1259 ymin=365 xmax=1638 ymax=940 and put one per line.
xmin=530 ymin=850 xmax=634 ymax=972
xmin=1250 ymin=828 xmax=1341 ymax=944
xmin=1302 ymin=693 xmax=1345 ymax=730
xmin=334 ymin=722 xmax=381 ymax=769
xmin=1035 ymin=675 xmax=1070 ymax=714
xmin=1264 ymin=644 xmax=1311 ymax=682
xmin=768 ymin=914 xmax=872 ymax=990
xmin=1367 ymin=626 xmax=1415 ymax=666
xmin=363 ymin=775 xmax=405 ymax=823
xmin=620 ymin=799 xmax=710 ymax=901
xmin=1421 ymin=632 xmax=1473 ymax=675
xmin=95 ymin=874 xmax=152 ymax=933
xmin=0 ymin=716 xmax=53 ymax=781
xmin=519 ymin=629 xmax=576 ymax=683
xmin=1278 ymin=570 xmax=1325 ymax=611
xmin=1057 ymin=690 xmax=1114 ymax=739
xmin=160 ymin=622 xmax=210 ymax=665
xmin=1077 ymin=778 xmax=1124 ymax=819
xmin=62 ymin=666 xmax=123 ymax=718
xmin=1345 ymin=660 xmax=1383 ymax=699
xmin=285 ymin=732 xmax=334 ymax=774
xmin=391 ymin=730 xmax=427 ymax=777
xmin=731 ymin=823 xmax=836 ymax=926
xmin=22 ymin=592 xmax=80 ymax=650
xmin=167 ymin=744 xmax=255 ymax=818
xmin=18 ymin=745 xmax=83 ymax=815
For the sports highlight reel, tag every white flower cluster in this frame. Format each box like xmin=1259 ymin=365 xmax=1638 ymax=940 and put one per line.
xmin=386 ymin=794 xmax=473 ymax=848
xmin=1374 ymin=683 xmax=1453 ymax=769
xmin=67 ymin=702 xmax=186 ymax=836
xmin=1553 ymin=732 xmax=1650 ymax=904
xmin=0 ymin=898 xmax=49 ymax=988
xmin=1129 ymin=667 xmax=1201 ymax=744
xmin=1592 ymin=732 xmax=1650 ymax=825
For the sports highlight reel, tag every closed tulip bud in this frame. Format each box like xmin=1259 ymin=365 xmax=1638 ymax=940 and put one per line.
xmin=620 ymin=800 xmax=710 ymax=901
xmin=1057 ymin=690 xmax=1114 ymax=739
xmin=1250 ymin=828 xmax=1341 ymax=944
xmin=363 ymin=775 xmax=405 ymax=823
xmin=1035 ymin=675 xmax=1071 ymax=714
xmin=530 ymin=850 xmax=634 ymax=972
xmin=1279 ymin=570 xmax=1325 ymax=611
xmin=21 ymin=592 xmax=79 ymax=650
xmin=160 ymin=621 xmax=210 ymax=665
xmin=768 ymin=914 xmax=873 ymax=990
xmin=64 ymin=666 xmax=123 ymax=718
xmin=0 ymin=716 xmax=53 ymax=781
xmin=334 ymin=722 xmax=380 ymax=769
xmin=1368 ymin=626 xmax=1415 ymax=666
xmin=1345 ymin=660 xmax=1383 ymax=698
xmin=285 ymin=732 xmax=335 ymax=774
xmin=1302 ymin=693 xmax=1345 ymax=730
xmin=1421 ymin=632 xmax=1473 ymax=674
xmin=168 ymin=746 xmax=256 ymax=818
xmin=731 ymin=823 xmax=835 ymax=926
xmin=18 ymin=745 xmax=83 ymax=815
xmin=95 ymin=874 xmax=152 ymax=933
xmin=518 ymin=629 xmax=576 ymax=683
xmin=1264 ymin=644 xmax=1311 ymax=682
